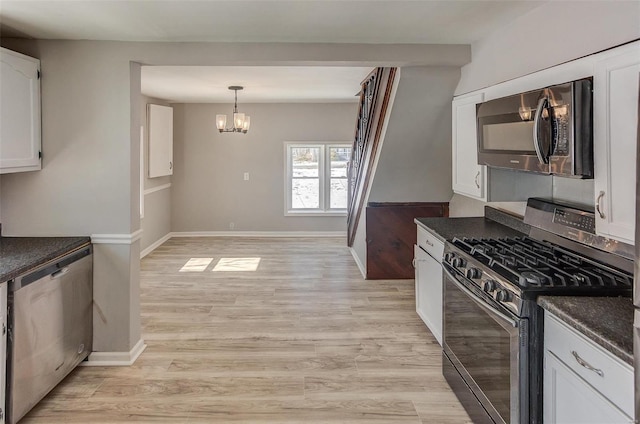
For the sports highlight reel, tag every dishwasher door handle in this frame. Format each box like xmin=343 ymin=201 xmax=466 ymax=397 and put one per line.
xmin=50 ymin=267 xmax=70 ymax=279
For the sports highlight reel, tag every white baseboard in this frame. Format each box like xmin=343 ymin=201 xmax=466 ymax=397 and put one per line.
xmin=349 ymin=247 xmax=366 ymax=279
xmin=139 ymin=231 xmax=347 ymax=258
xmin=82 ymin=339 xmax=146 ymax=366
xmin=171 ymin=231 xmax=347 ymax=238
xmin=171 ymin=231 xmax=347 ymax=239
xmin=140 ymin=233 xmax=172 ymax=258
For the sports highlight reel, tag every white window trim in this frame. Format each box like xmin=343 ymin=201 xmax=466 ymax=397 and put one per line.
xmin=284 ymin=141 xmax=351 ymax=216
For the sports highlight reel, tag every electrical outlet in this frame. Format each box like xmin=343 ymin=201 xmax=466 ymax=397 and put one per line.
xmin=244 ymin=172 xmax=249 ymax=181
xmin=229 ymin=222 xmax=235 ymax=230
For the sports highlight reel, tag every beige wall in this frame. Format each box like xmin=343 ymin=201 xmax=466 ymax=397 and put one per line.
xmin=368 ymin=66 xmax=459 ymax=203
xmin=140 ymin=95 xmax=172 ymax=252
xmin=171 ymin=102 xmax=357 ymax=232
xmin=0 ymin=39 xmax=468 ymax=354
xmin=0 ymin=39 xmax=470 ymax=238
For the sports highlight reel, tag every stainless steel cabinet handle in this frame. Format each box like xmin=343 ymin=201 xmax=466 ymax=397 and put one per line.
xmin=595 ymin=191 xmax=605 ymax=219
xmin=412 ymin=258 xmax=416 ymax=268
xmin=169 ymin=161 xmax=173 ymax=170
xmin=474 ymin=171 xmax=480 ymax=188
xmin=571 ymin=350 xmax=604 ymax=377
xmin=424 ymin=239 xmax=434 ymax=247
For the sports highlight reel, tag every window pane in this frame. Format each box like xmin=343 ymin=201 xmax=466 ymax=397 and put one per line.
xmin=292 ymin=147 xmax=320 ymax=178
xmin=292 ymin=178 xmax=319 ymax=209
xmin=330 ymin=147 xmax=350 ymax=178
xmin=330 ymin=178 xmax=348 ymax=209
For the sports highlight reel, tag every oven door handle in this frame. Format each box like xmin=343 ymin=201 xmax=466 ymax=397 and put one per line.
xmin=443 ymin=264 xmax=518 ymax=328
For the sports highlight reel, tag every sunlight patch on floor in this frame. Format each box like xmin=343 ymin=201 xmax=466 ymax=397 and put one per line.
xmin=212 ymin=257 xmax=261 ymax=272
xmin=179 ymin=258 xmax=214 ymax=272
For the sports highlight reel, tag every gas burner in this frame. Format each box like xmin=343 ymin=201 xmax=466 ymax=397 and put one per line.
xmin=448 ymin=236 xmax=633 ymax=294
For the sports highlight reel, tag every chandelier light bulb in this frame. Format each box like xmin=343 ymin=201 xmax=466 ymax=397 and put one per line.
xmin=216 ymin=114 xmax=227 ymax=131
xmin=233 ymin=112 xmax=245 ymax=130
xmin=242 ymin=116 xmax=251 ymax=133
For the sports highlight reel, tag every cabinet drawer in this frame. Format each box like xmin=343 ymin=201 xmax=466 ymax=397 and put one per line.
xmin=416 ymin=226 xmax=444 ymax=260
xmin=544 ymin=312 xmax=633 ymax=417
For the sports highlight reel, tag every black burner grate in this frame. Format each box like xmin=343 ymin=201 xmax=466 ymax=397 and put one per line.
xmin=451 ymin=236 xmax=633 ymax=292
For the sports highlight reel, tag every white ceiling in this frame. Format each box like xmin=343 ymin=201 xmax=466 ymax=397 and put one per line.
xmin=0 ymin=1 xmax=544 ymax=44
xmin=0 ymin=0 xmax=545 ymax=103
xmin=142 ymin=66 xmax=374 ymax=103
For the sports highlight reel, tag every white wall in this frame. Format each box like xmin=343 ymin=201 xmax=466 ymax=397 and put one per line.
xmin=171 ymin=102 xmax=357 ymax=232
xmin=456 ymin=1 xmax=640 ymax=96
xmin=368 ymin=66 xmax=459 ymax=202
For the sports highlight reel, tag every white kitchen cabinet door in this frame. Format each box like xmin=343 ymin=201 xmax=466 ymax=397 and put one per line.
xmin=452 ymin=92 xmax=486 ymax=200
xmin=593 ymin=44 xmax=640 ymax=245
xmin=0 ymin=48 xmax=41 ymax=174
xmin=414 ymin=244 xmax=443 ymax=346
xmin=148 ymin=104 xmax=174 ymax=178
xmin=544 ymin=352 xmax=631 ymax=424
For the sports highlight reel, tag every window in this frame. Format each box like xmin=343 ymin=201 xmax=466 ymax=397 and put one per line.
xmin=285 ymin=142 xmax=351 ymax=215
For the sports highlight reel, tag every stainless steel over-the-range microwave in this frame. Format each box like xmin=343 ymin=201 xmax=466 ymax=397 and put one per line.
xmin=476 ymin=77 xmax=593 ymax=178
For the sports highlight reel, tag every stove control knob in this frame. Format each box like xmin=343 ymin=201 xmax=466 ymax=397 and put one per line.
xmin=495 ymin=289 xmax=511 ymax=302
xmin=443 ymin=253 xmax=454 ymax=263
xmin=452 ymin=258 xmax=466 ymax=268
xmin=482 ymin=280 xmax=497 ymax=293
xmin=465 ymin=268 xmax=482 ymax=279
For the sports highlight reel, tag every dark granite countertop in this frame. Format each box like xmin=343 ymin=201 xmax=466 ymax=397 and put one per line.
xmin=414 ymin=216 xmax=527 ymax=243
xmin=538 ymin=296 xmax=634 ymax=366
xmin=0 ymin=236 xmax=91 ymax=282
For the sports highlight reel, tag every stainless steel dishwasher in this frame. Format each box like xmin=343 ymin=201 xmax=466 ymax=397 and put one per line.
xmin=7 ymin=244 xmax=92 ymax=424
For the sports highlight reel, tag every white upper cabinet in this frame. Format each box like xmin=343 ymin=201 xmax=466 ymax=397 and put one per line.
xmin=148 ymin=104 xmax=173 ymax=178
xmin=0 ymin=48 xmax=41 ymax=174
xmin=593 ymin=43 xmax=640 ymax=245
xmin=452 ymin=92 xmax=486 ymax=200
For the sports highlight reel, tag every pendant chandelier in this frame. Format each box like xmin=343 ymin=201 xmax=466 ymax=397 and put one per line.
xmin=216 ymin=86 xmax=250 ymax=134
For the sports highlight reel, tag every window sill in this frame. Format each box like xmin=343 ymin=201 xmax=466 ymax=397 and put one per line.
xmin=285 ymin=210 xmax=347 ymax=217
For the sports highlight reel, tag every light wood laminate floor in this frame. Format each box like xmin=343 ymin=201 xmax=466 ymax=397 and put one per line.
xmin=23 ymin=237 xmax=471 ymax=423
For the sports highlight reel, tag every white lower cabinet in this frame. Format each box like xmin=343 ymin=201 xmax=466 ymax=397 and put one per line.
xmin=544 ymin=353 xmax=630 ymax=424
xmin=414 ymin=226 xmax=444 ymax=346
xmin=544 ymin=311 xmax=634 ymax=423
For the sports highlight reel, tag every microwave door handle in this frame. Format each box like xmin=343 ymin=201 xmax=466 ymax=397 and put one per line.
xmin=533 ymin=97 xmax=549 ymax=164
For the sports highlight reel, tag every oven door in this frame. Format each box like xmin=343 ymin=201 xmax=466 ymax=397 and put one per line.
xmin=442 ymin=263 xmax=528 ymax=424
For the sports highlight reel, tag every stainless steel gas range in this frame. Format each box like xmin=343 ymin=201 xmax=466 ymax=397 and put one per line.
xmin=442 ymin=198 xmax=634 ymax=424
